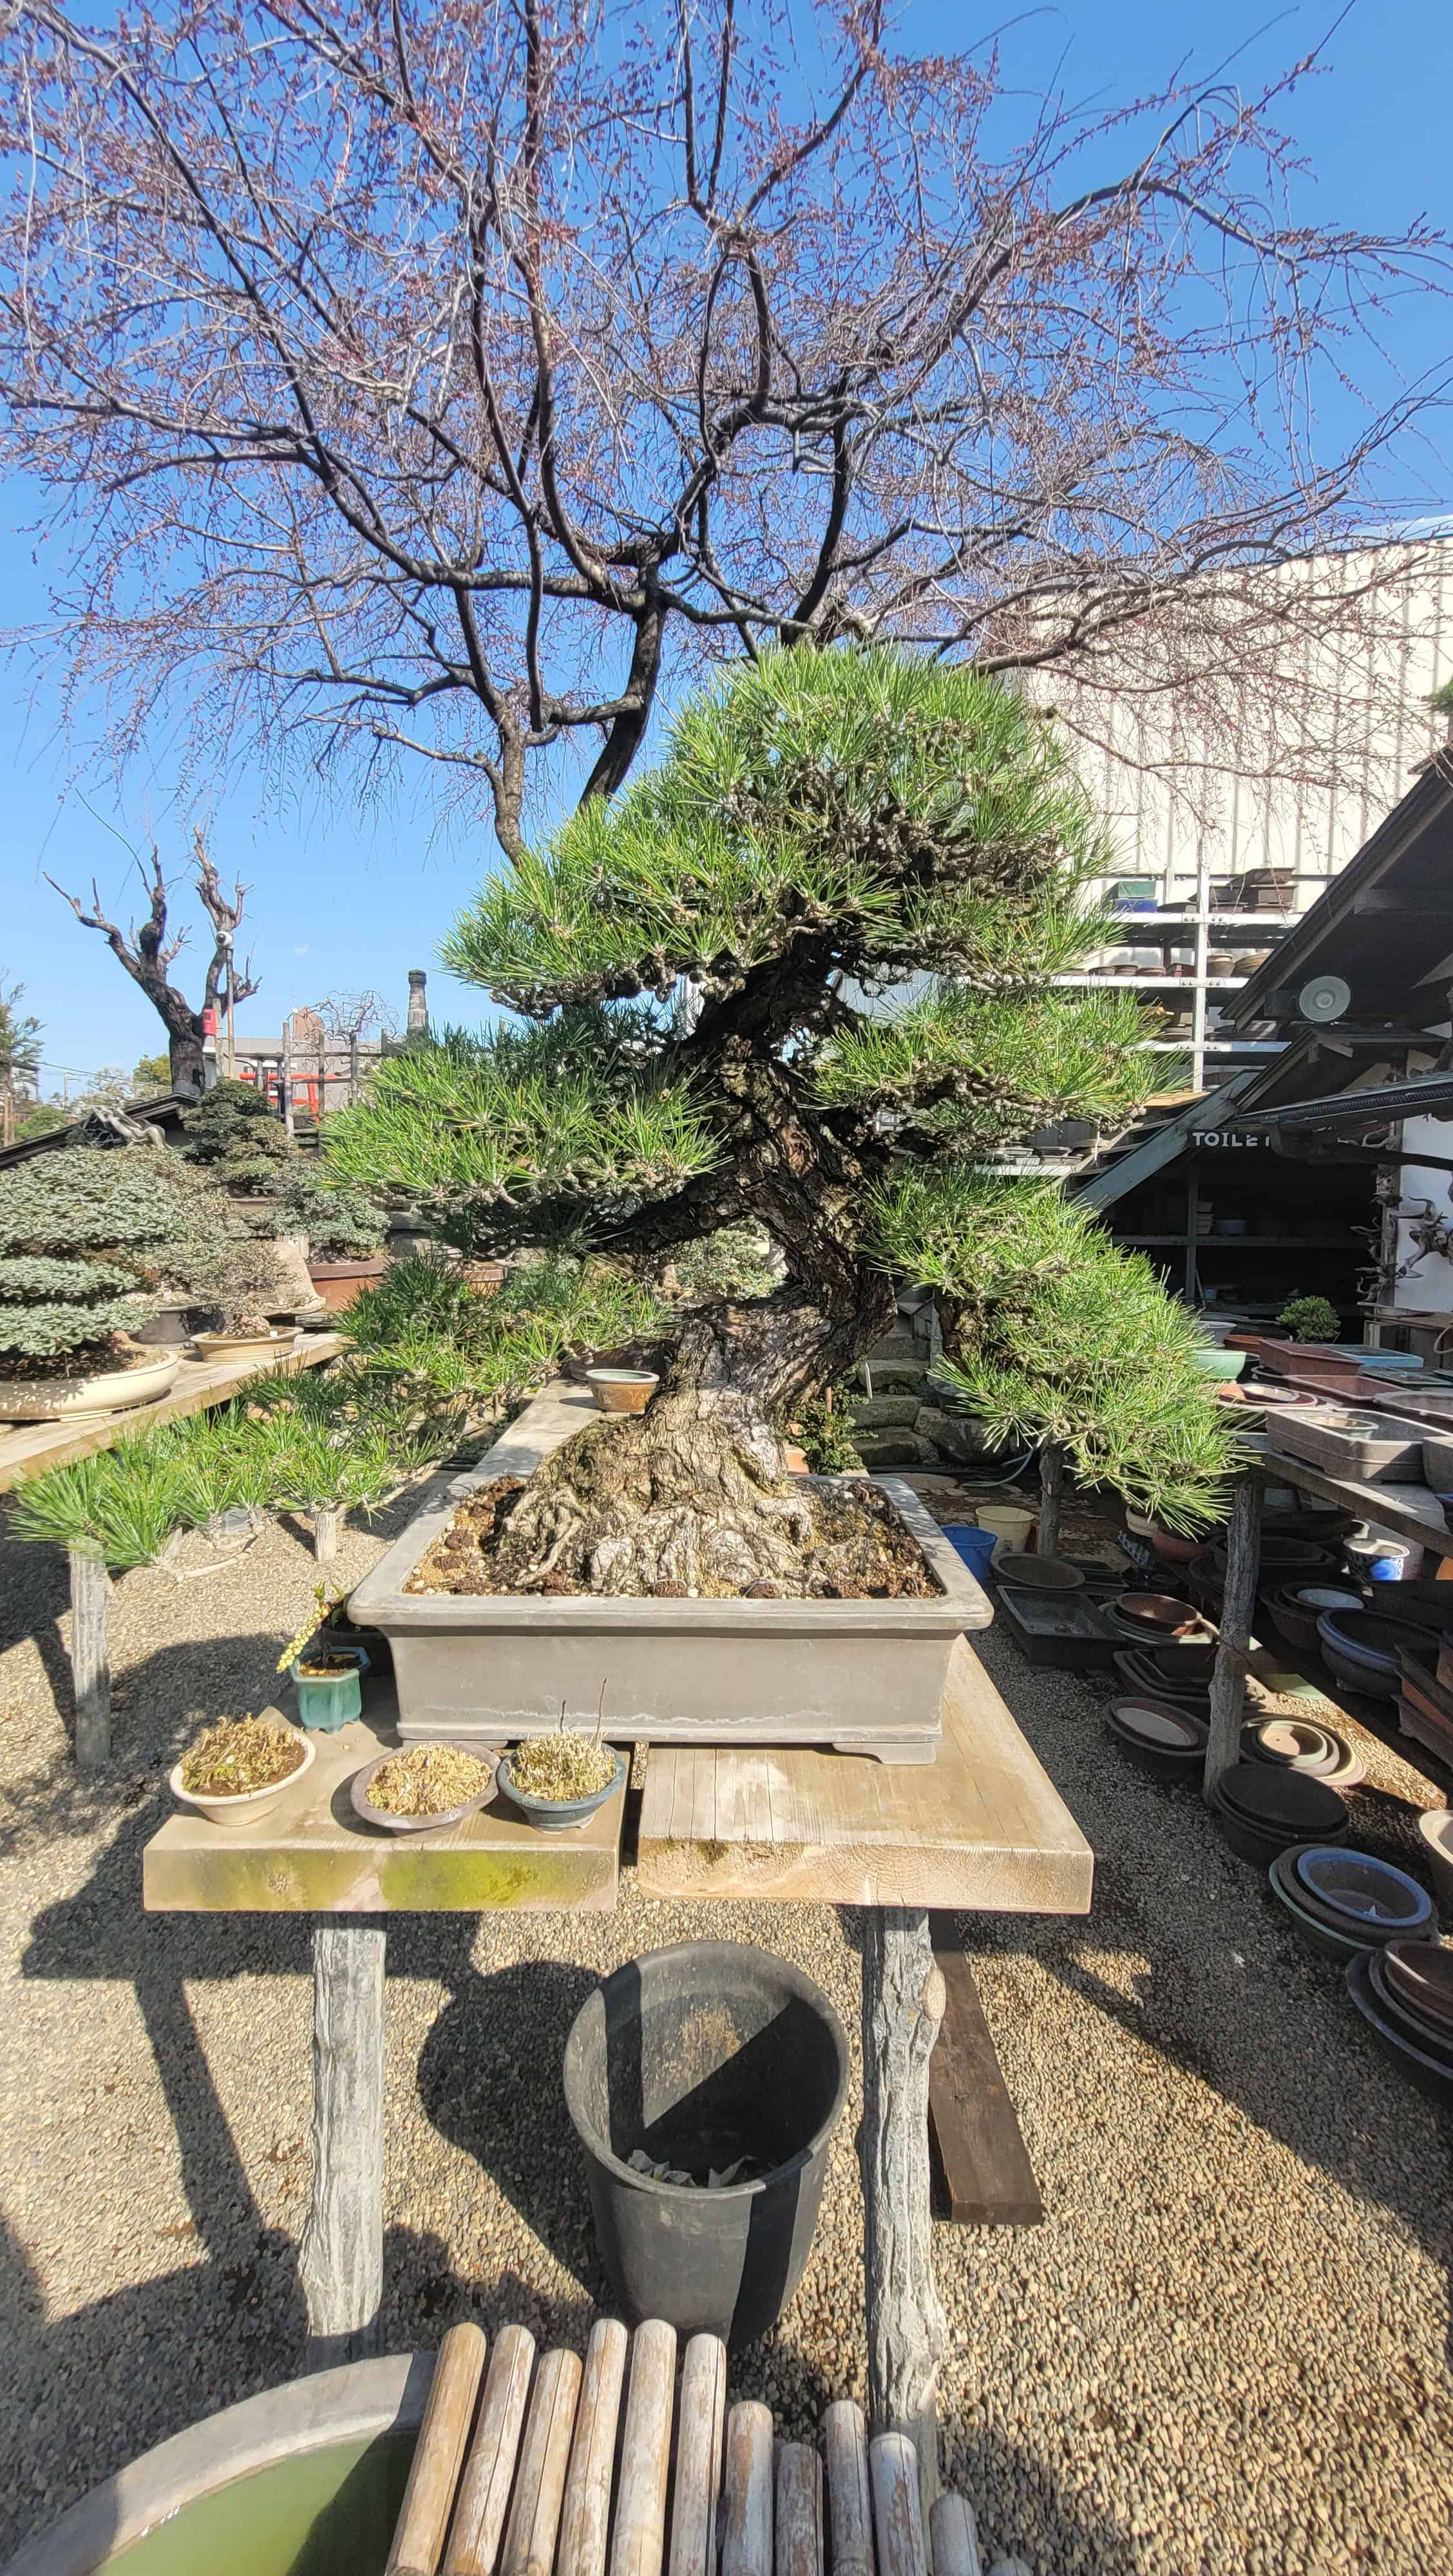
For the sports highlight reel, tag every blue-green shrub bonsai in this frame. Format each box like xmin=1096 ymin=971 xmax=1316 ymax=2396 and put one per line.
xmin=0 ymin=1145 xmax=275 ymax=1385
xmin=325 ymin=647 xmax=1235 ymax=1589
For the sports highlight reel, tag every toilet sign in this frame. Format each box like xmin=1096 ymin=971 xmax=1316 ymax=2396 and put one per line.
xmin=1192 ymin=1126 xmax=1271 ymax=1148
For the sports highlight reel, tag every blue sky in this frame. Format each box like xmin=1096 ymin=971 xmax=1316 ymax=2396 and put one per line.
xmin=2 ymin=0 xmax=1450 ymax=1088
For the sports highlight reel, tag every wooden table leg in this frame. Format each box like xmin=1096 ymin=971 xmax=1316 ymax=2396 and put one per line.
xmin=1203 ymin=1475 xmax=1263 ymax=1803
xmin=300 ymin=1920 xmax=385 ymax=2369
xmin=69 ymin=1549 xmax=111 ymax=1771
xmin=859 ymin=1907 xmax=945 ymax=2530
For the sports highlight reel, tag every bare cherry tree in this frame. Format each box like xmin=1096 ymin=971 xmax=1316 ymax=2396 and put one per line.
xmin=46 ymin=835 xmax=260 ymax=1090
xmin=1 ymin=1 xmax=1448 ymax=858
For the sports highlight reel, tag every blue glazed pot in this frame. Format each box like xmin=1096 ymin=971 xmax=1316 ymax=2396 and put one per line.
xmin=290 ymin=1645 xmax=370 ymax=1731
xmin=497 ymin=1747 xmax=626 ymax=1832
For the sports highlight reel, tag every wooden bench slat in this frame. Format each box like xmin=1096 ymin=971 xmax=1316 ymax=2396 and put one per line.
xmin=822 ymin=2401 xmax=873 ymax=2576
xmin=669 ymin=2334 xmax=727 ymax=2576
xmin=721 ymin=2403 xmax=774 ymax=2576
xmin=444 ymin=2324 xmax=536 ymax=2576
xmin=868 ymin=2436 xmax=927 ymax=2576
xmin=774 ymin=2444 xmax=823 ymax=2576
xmin=558 ymin=2319 xmax=629 ymax=2576
xmin=386 ymin=2321 xmax=488 ymax=2576
xmin=609 ymin=2320 xmax=677 ymax=2576
xmin=501 ymin=2347 xmax=584 ymax=2576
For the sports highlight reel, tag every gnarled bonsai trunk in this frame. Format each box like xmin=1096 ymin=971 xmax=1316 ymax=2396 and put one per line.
xmin=435 ymin=1269 xmax=904 ymax=1600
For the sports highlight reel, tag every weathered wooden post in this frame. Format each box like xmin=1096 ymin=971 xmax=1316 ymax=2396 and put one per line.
xmin=1037 ymin=1443 xmax=1065 ymax=1559
xmin=300 ymin=1922 xmax=385 ymax=2367
xmin=68 ymin=1548 xmax=112 ymax=1769
xmin=1204 ymin=1473 xmax=1263 ymax=1801
xmin=312 ymin=1508 xmax=340 ymax=1565
xmin=859 ymin=1908 xmax=945 ymax=2535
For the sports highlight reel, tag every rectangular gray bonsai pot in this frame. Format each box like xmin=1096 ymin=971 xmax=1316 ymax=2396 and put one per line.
xmin=349 ymin=1384 xmax=992 ymax=1764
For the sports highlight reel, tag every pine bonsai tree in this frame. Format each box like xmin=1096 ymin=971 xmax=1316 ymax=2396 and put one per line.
xmin=327 ymin=649 xmax=1236 ymax=1591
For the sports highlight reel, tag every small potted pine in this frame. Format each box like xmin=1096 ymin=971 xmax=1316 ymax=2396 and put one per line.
xmin=278 ymin=1587 xmax=371 ymax=1729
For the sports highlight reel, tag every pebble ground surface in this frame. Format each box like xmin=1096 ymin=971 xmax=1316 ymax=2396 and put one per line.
xmin=1 ymin=1482 xmax=1451 ymax=2574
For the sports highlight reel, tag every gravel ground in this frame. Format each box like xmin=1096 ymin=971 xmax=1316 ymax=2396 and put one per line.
xmin=1 ymin=1488 xmax=1451 ymax=2574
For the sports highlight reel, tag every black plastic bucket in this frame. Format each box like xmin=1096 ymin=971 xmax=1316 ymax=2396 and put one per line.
xmin=562 ymin=1940 xmax=850 ymax=2347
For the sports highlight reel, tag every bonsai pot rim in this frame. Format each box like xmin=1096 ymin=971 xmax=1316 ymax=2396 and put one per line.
xmin=497 ymin=1746 xmax=627 ymax=1831
xmin=168 ymin=1728 xmax=314 ymax=1827
xmin=0 ymin=2353 xmax=433 ymax=2576
xmin=0 ymin=1350 xmax=182 ymax=1422
xmin=191 ymin=1327 xmax=298 ymax=1359
xmin=1347 ymin=1951 xmax=1453 ymax=2101
xmin=306 ymin=1257 xmax=389 ymax=1282
xmin=350 ymin=1742 xmax=500 ymax=1833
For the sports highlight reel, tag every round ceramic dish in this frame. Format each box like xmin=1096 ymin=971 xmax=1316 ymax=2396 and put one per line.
xmin=169 ymin=1729 xmax=315 ymax=1830
xmin=1244 ymin=1715 xmax=1359 ymax=1781
xmin=1366 ymin=1949 xmax=1453 ymax=2054
xmin=1293 ymin=1845 xmax=1433 ymax=1933
xmin=1347 ymin=1953 xmax=1453 ymax=2105
xmin=1105 ymin=1698 xmax=1208 ymax=1779
xmin=585 ymin=1369 xmax=660 ymax=1416
xmin=1213 ymin=1760 xmax=1349 ymax=1839
xmin=1380 ymin=1939 xmax=1453 ymax=2029
xmin=497 ymin=1747 xmax=627 ymax=1832
xmin=350 ymin=1743 xmax=500 ymax=1834
xmin=1315 ymin=1609 xmax=1405 ymax=1700
xmin=1107 ymin=1593 xmax=1208 ymax=1640
xmin=1267 ymin=1856 xmax=1380 ymax=1960
xmin=992 ymin=1549 xmax=1083 ymax=1590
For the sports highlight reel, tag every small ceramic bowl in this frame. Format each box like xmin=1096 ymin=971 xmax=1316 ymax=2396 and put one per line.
xmin=497 ymin=1747 xmax=627 ymax=1832
xmin=586 ymin=1368 xmax=660 ymax=1416
xmin=350 ymin=1742 xmax=500 ymax=1834
xmin=169 ymin=1728 xmax=315 ymax=1829
xmin=992 ymin=1549 xmax=1083 ymax=1590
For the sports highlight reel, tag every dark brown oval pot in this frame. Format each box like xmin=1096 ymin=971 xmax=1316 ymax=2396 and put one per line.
xmin=306 ymin=1256 xmax=388 ymax=1313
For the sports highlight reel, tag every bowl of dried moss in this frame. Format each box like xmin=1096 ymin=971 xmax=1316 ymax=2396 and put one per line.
xmin=350 ymin=1741 xmax=500 ymax=1834
xmin=170 ymin=1710 xmax=314 ymax=1828
xmin=497 ymin=1735 xmax=626 ymax=1833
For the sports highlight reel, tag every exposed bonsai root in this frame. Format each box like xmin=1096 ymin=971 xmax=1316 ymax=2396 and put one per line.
xmin=405 ymin=1388 xmax=937 ymax=1600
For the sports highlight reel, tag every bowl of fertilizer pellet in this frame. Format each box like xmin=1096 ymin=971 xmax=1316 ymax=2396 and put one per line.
xmin=350 ymin=1741 xmax=500 ymax=1833
xmin=497 ymin=1733 xmax=627 ymax=1832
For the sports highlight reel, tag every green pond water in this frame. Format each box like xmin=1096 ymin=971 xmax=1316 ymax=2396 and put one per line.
xmin=110 ymin=2434 xmax=412 ymax=2576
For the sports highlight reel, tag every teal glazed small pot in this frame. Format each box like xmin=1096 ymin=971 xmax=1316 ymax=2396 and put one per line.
xmin=290 ymin=1645 xmax=370 ymax=1731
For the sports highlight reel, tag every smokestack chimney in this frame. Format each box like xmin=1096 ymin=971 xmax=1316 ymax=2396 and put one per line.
xmin=406 ymin=969 xmax=428 ymax=1035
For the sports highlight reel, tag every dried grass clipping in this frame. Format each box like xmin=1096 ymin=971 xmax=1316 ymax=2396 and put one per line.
xmin=368 ymin=1743 xmax=495 ymax=1815
xmin=180 ymin=1714 xmax=305 ymax=1797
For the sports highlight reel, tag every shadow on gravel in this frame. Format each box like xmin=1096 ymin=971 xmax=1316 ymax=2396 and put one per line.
xmin=967 ymin=1626 xmax=1453 ymax=2368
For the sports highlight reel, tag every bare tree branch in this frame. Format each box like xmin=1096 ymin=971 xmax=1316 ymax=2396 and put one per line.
xmin=0 ymin=3 xmax=1448 ymax=857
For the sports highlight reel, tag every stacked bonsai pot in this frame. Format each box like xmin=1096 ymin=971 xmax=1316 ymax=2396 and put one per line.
xmin=1347 ymin=1938 xmax=1453 ymax=2104
xmin=1208 ymin=1760 xmax=1351 ymax=1863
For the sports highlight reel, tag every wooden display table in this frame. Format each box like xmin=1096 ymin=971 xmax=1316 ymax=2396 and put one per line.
xmin=142 ymin=1653 xmax=1092 ymax=2511
xmin=0 ymin=1332 xmax=346 ymax=1492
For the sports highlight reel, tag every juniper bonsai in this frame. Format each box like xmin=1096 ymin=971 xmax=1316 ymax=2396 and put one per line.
xmin=0 ymin=1144 xmax=276 ymax=1378
xmin=181 ymin=1077 xmax=291 ymax=1196
xmin=327 ymin=649 xmax=1236 ymax=1591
